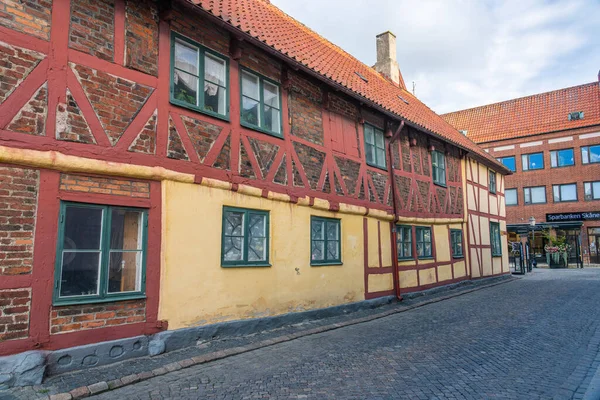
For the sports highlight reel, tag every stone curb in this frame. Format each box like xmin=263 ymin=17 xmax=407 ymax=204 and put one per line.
xmin=44 ymin=275 xmax=518 ymax=400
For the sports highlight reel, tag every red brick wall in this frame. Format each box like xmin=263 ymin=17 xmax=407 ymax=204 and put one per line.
xmin=239 ymin=42 xmax=281 ymax=82
xmin=170 ymin=2 xmax=229 ymax=55
xmin=0 ymin=42 xmax=45 ymax=105
xmin=50 ymin=299 xmax=145 ymax=334
xmin=69 ymin=0 xmax=115 ymax=62
xmin=0 ymin=166 xmax=39 ymax=276
xmin=125 ymin=0 xmax=159 ymax=76
xmin=59 ymin=173 xmax=150 ymax=198
xmin=0 ymin=0 xmax=52 ymax=40
xmin=0 ymin=288 xmax=31 ymax=341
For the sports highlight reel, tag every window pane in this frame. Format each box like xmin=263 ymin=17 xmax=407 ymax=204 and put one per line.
xmin=204 ymin=82 xmax=226 ymax=115
xmin=528 ymin=153 xmax=543 ymax=169
xmin=241 ymin=97 xmax=260 ymax=126
xmin=241 ymin=71 xmax=259 ymax=100
xmin=64 ymin=206 xmax=103 ymax=250
xmin=59 ymin=251 xmax=101 ymax=297
xmin=249 ymin=214 xmax=266 ymax=238
xmin=416 ymin=229 xmax=423 ymax=242
xmin=424 ymin=242 xmax=432 ymax=257
xmin=550 ymin=151 xmax=557 ymax=168
xmin=585 ymin=183 xmax=592 ymax=200
xmin=224 ymin=211 xmax=244 ymax=236
xmin=365 ymin=142 xmax=375 ymax=164
xmin=326 ymin=221 xmax=339 ymax=240
xmin=364 ymin=125 xmax=374 ymax=145
xmin=524 ymin=188 xmax=531 ymax=204
xmin=594 ymin=182 xmax=600 ymax=199
xmin=204 ymin=53 xmax=226 ymax=86
xmin=312 ymin=240 xmax=324 ymax=261
xmin=248 ymin=237 xmax=266 ymax=261
xmin=553 ymin=186 xmax=560 ymax=201
xmin=263 ymin=81 xmax=279 ymax=108
xmin=223 ymin=237 xmax=244 ymax=261
xmin=500 ymin=157 xmax=516 ymax=172
xmin=531 ymin=187 xmax=546 ymax=203
xmin=560 ymin=184 xmax=577 ymax=201
xmin=403 ymin=228 xmax=411 ymax=242
xmin=423 ymin=229 xmax=431 ymax=243
xmin=558 ymin=149 xmax=574 ymax=166
xmin=263 ymin=105 xmax=280 ymax=134
xmin=374 ymin=130 xmax=384 ymax=147
xmin=174 ymin=41 xmax=198 ymax=75
xmin=327 ymin=241 xmax=339 ymax=260
xmin=582 ymin=147 xmax=589 ymax=164
xmin=403 ymin=243 xmax=412 ymax=258
xmin=521 ymin=155 xmax=528 ymax=171
xmin=591 ymin=145 xmax=600 ymax=163
xmin=108 ymin=251 xmax=142 ymax=293
xmin=505 ymin=189 xmax=517 ymax=205
xmin=312 ymin=220 xmax=324 ymax=240
xmin=110 ymin=209 xmax=143 ymax=250
xmin=173 ymin=70 xmax=198 ymax=106
xmin=375 ymin=148 xmax=386 ymax=168
xmin=417 ymin=243 xmax=423 ymax=257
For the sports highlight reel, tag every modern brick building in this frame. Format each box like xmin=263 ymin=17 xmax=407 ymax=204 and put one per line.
xmin=0 ymin=0 xmax=509 ymax=383
xmin=444 ymin=77 xmax=600 ymax=266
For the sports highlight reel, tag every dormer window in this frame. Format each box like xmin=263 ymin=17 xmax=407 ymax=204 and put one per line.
xmin=568 ymin=111 xmax=584 ymax=121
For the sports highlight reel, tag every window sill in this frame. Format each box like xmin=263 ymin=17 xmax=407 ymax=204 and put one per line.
xmin=366 ymin=161 xmax=388 ymax=172
xmin=524 ymin=202 xmax=547 ymax=206
xmin=522 ymin=168 xmax=544 ymax=172
xmin=452 ymin=255 xmax=465 ymax=259
xmin=169 ymin=98 xmax=230 ymax=122
xmin=398 ymin=257 xmax=415 ymax=261
xmin=492 ymin=254 xmax=502 ymax=257
xmin=241 ymin=121 xmax=284 ymax=139
xmin=554 ymin=200 xmax=579 ymax=203
xmin=433 ymin=182 xmax=447 ymax=188
xmin=221 ymin=263 xmax=272 ymax=268
xmin=551 ymin=165 xmax=575 ymax=169
xmin=311 ymin=262 xmax=343 ymax=267
xmin=53 ymin=293 xmax=146 ymax=307
xmin=417 ymin=256 xmax=435 ymax=260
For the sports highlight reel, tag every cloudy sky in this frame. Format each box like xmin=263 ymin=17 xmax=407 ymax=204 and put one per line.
xmin=271 ymin=0 xmax=600 ymax=114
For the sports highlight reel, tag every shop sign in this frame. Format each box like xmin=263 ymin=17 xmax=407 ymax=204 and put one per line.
xmin=546 ymin=212 xmax=600 ymax=222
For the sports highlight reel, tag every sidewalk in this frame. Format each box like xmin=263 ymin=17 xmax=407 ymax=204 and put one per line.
xmin=1 ymin=275 xmax=515 ymax=400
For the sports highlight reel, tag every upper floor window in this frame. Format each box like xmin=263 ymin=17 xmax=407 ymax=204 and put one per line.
xmin=54 ymin=203 xmax=148 ymax=305
xmin=450 ymin=229 xmax=464 ymax=258
xmin=364 ymin=123 xmax=386 ymax=169
xmin=311 ymin=216 xmax=341 ymax=265
xmin=240 ymin=69 xmax=282 ymax=137
xmin=553 ymin=183 xmax=578 ymax=203
xmin=497 ymin=156 xmax=516 ymax=172
xmin=584 ymin=181 xmax=600 ymax=201
xmin=431 ymin=150 xmax=446 ymax=186
xmin=582 ymin=145 xmax=600 ymax=164
xmin=171 ymin=33 xmax=228 ymax=119
xmin=550 ymin=149 xmax=574 ymax=168
xmin=488 ymin=170 xmax=496 ymax=194
xmin=490 ymin=222 xmax=502 ymax=256
xmin=416 ymin=226 xmax=432 ymax=258
xmin=396 ymin=225 xmax=413 ymax=260
xmin=505 ymin=188 xmax=517 ymax=206
xmin=222 ymin=207 xmax=269 ymax=267
xmin=521 ymin=152 xmax=544 ymax=171
xmin=524 ymin=186 xmax=546 ymax=204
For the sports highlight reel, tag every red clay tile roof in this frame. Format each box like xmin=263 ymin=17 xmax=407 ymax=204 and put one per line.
xmin=442 ymin=82 xmax=600 ymax=144
xmin=185 ymin=0 xmax=508 ymax=172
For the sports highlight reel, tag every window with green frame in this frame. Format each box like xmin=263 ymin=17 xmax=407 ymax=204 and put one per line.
xmin=222 ymin=207 xmax=270 ymax=266
xmin=416 ymin=226 xmax=432 ymax=258
xmin=170 ymin=32 xmax=229 ymax=119
xmin=431 ymin=150 xmax=446 ymax=186
xmin=240 ymin=68 xmax=282 ymax=137
xmin=364 ymin=123 xmax=386 ymax=169
xmin=396 ymin=225 xmax=413 ymax=259
xmin=450 ymin=229 xmax=464 ymax=258
xmin=54 ymin=202 xmax=148 ymax=305
xmin=490 ymin=222 xmax=502 ymax=256
xmin=488 ymin=170 xmax=496 ymax=194
xmin=310 ymin=216 xmax=341 ymax=265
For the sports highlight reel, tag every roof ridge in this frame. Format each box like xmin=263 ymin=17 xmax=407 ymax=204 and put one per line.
xmin=443 ymin=81 xmax=599 ymax=116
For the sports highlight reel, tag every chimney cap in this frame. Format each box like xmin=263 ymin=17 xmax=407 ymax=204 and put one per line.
xmin=376 ymin=31 xmax=396 ymax=38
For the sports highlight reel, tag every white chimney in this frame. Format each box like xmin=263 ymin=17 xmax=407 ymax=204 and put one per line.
xmin=374 ymin=31 xmax=400 ymax=86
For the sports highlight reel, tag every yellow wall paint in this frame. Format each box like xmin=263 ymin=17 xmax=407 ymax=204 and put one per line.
xmin=479 ymin=188 xmax=489 ymax=214
xmin=367 ymin=218 xmax=380 ymax=268
xmin=434 ymin=225 xmax=450 ymax=262
xmin=399 ymin=270 xmax=418 ymax=288
xmin=437 ymin=264 xmax=453 ymax=282
xmin=482 ymin=248 xmax=493 ymax=276
xmin=419 ymin=267 xmax=436 ymax=285
xmin=368 ymin=273 xmax=394 ymax=292
xmin=470 ymin=248 xmax=480 ymax=278
xmin=453 ymin=261 xmax=466 ymax=278
xmin=493 ymin=256 xmax=503 ymax=274
xmin=159 ymin=180 xmax=367 ymax=329
xmin=380 ymin=223 xmax=393 ymax=268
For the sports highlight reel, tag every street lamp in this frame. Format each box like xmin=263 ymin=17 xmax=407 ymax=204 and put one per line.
xmin=529 ymin=216 xmax=536 ymax=270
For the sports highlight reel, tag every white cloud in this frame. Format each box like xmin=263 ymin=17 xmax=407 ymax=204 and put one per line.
xmin=271 ymin=0 xmax=600 ymax=113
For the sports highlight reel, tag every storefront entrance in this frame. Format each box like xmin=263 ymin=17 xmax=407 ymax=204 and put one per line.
xmin=589 ymin=228 xmax=600 ymax=264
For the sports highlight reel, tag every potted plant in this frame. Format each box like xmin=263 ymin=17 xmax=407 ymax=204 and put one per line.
xmin=543 ymin=230 xmax=570 ymax=268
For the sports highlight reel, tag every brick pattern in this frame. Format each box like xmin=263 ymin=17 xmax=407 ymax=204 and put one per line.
xmin=171 ymin=3 xmax=229 ymax=55
xmin=239 ymin=42 xmax=281 ymax=82
xmin=368 ymin=170 xmax=387 ymax=204
xmin=0 ymin=288 xmax=31 ymax=341
xmin=293 ymin=142 xmax=325 ymax=190
xmin=416 ymin=180 xmax=430 ymax=213
xmin=288 ymin=70 xmax=322 ymax=104
xmin=59 ymin=174 xmax=150 ymax=198
xmin=0 ymin=166 xmax=38 ymax=276
xmin=328 ymin=93 xmax=357 ymax=120
xmin=56 ymin=90 xmax=96 ymax=144
xmin=291 ymin=159 xmax=304 ymax=187
xmin=125 ymin=0 xmax=159 ymax=76
xmin=6 ymin=82 xmax=47 ymax=136
xmin=50 ymin=299 xmax=145 ymax=334
xmin=289 ymin=91 xmax=323 ymax=146
xmin=396 ymin=175 xmax=410 ymax=209
xmin=0 ymin=0 xmax=52 ymax=40
xmin=400 ymin=135 xmax=412 ymax=172
xmin=69 ymin=0 xmax=115 ymax=62
xmin=212 ymin=135 xmax=230 ymax=171
xmin=249 ymin=137 xmax=279 ymax=179
xmin=167 ymin=116 xmax=189 ymax=160
xmin=239 ymin=141 xmax=257 ymax=179
xmin=0 ymin=41 xmax=44 ymax=105
xmin=273 ymin=155 xmax=287 ymax=185
xmin=71 ymin=63 xmax=154 ymax=146
xmin=180 ymin=115 xmax=223 ymax=163
xmin=335 ymin=156 xmax=361 ymax=196
xmin=128 ymin=110 xmax=157 ymax=154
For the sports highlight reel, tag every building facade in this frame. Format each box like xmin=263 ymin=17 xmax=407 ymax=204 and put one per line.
xmin=444 ymin=78 xmax=600 ymax=266
xmin=0 ymin=0 xmax=508 ymax=373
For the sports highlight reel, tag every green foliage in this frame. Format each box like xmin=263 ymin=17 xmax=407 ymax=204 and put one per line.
xmin=174 ymin=88 xmax=196 ymax=105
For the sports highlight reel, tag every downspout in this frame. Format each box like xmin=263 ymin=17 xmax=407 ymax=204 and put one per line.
xmin=387 ymin=120 xmax=404 ymax=301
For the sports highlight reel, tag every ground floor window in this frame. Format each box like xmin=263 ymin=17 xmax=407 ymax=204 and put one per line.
xmin=450 ymin=229 xmax=464 ymax=258
xmin=54 ymin=202 xmax=148 ymax=305
xmin=310 ymin=216 xmax=341 ymax=265
xmin=222 ymin=207 xmax=269 ymax=266
xmin=416 ymin=227 xmax=433 ymax=258
xmin=490 ymin=222 xmax=502 ymax=256
xmin=396 ymin=225 xmax=413 ymax=260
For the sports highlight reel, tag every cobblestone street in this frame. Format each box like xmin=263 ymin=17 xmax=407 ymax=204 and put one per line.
xmin=85 ymin=269 xmax=600 ymax=399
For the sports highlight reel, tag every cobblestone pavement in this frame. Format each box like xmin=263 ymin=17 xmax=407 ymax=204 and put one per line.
xmin=85 ymin=269 xmax=600 ymax=400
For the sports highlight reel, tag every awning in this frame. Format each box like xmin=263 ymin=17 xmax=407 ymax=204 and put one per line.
xmin=507 ymin=221 xmax=583 ymax=234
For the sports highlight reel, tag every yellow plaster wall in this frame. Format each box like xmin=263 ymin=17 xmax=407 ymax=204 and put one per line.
xmin=368 ymin=273 xmax=394 ymax=292
xmin=380 ymin=223 xmax=393 ymax=268
xmin=470 ymin=248 xmax=480 ymax=278
xmin=489 ymin=195 xmax=498 ymax=216
xmin=480 ymin=216 xmax=490 ymax=245
xmin=434 ymin=225 xmax=450 ymax=262
xmin=419 ymin=267 xmax=436 ymax=286
xmin=482 ymin=248 xmax=493 ymax=276
xmin=453 ymin=261 xmax=466 ymax=278
xmin=493 ymin=256 xmax=503 ymax=274
xmin=159 ymin=180 xmax=367 ymax=329
xmin=479 ymin=188 xmax=489 ymax=214
xmin=367 ymin=218 xmax=380 ymax=268
xmin=467 ymin=183 xmax=477 ymax=211
xmin=437 ymin=264 xmax=453 ymax=282
xmin=399 ymin=270 xmax=418 ymax=288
